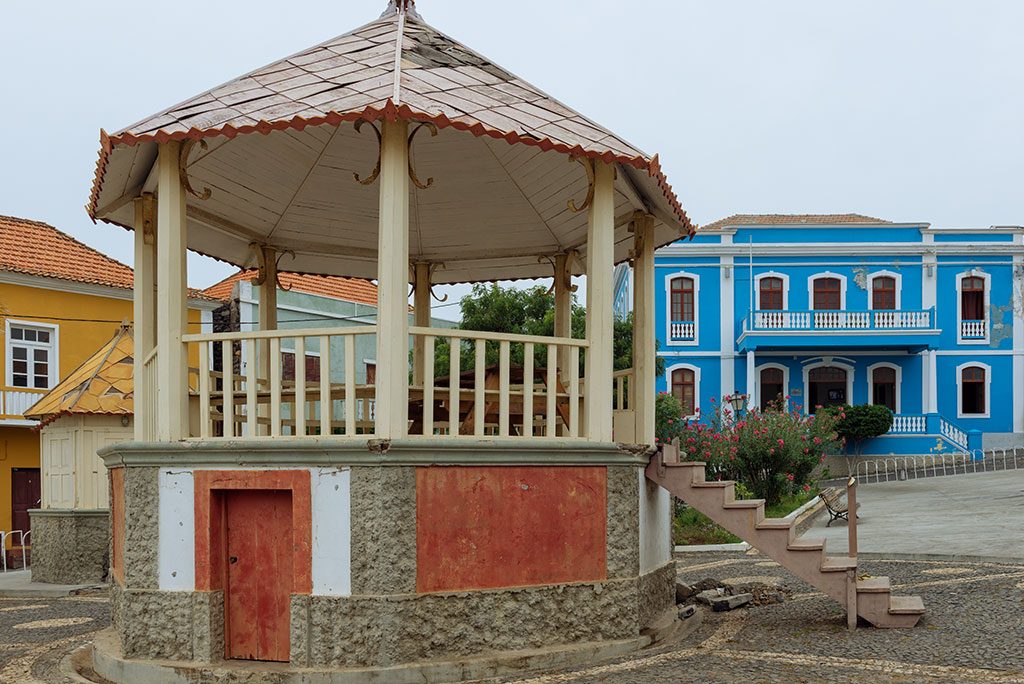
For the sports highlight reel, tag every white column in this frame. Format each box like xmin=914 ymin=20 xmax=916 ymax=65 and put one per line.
xmin=1012 ymin=256 xmax=1023 ymax=432
xmin=554 ymin=252 xmax=573 ymax=384
xmin=412 ymin=262 xmax=431 ymax=386
xmin=632 ymin=213 xmax=656 ymax=444
xmin=927 ymin=349 xmax=938 ymax=413
xmin=375 ymin=118 xmax=410 ymax=439
xmin=746 ymin=350 xmax=756 ymax=410
xmin=584 ymin=161 xmax=615 ymax=441
xmin=720 ymin=256 xmax=735 ymax=402
xmin=257 ymin=245 xmax=278 ymax=434
xmin=132 ymin=194 xmax=157 ymax=441
xmin=155 ymin=141 xmax=189 ymax=441
xmin=922 ymin=255 xmax=937 ymax=312
xmin=920 ymin=351 xmax=930 ymax=414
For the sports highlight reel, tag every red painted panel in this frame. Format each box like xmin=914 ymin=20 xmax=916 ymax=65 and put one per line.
xmin=193 ymin=470 xmax=312 ymax=594
xmin=224 ymin=490 xmax=292 ymax=662
xmin=416 ymin=466 xmax=607 ymax=592
xmin=110 ymin=468 xmax=125 ymax=585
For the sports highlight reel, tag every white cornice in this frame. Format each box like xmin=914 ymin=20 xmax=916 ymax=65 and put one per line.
xmin=0 ymin=271 xmax=220 ymax=310
xmin=656 ymin=242 xmax=1024 ymax=258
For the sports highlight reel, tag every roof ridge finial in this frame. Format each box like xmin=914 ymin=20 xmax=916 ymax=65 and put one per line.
xmin=381 ymin=0 xmax=421 ymax=19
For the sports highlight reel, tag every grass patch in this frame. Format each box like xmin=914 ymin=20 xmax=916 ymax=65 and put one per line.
xmin=673 ymin=488 xmax=819 ymax=547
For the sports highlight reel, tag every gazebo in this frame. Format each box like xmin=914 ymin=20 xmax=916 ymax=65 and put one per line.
xmin=88 ymin=1 xmax=694 ymax=678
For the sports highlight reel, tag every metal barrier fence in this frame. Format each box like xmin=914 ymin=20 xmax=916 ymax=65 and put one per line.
xmin=854 ymin=447 xmax=1023 ymax=485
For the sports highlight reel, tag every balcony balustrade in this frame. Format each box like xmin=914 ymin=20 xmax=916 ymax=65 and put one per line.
xmin=669 ymin=320 xmax=696 ymax=342
xmin=960 ymin=320 xmax=987 ymax=340
xmin=750 ymin=308 xmax=933 ymax=332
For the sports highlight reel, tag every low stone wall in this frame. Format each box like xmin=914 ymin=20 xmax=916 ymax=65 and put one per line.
xmin=111 ymin=584 xmax=224 ymax=661
xmin=28 ymin=509 xmax=109 ymax=584
xmin=637 ymin=560 xmax=676 ymax=628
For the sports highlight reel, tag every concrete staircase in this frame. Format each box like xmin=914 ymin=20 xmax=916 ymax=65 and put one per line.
xmin=647 ymin=452 xmax=925 ymax=628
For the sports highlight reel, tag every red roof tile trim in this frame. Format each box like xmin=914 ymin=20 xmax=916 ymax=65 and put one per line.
xmin=203 ymin=269 xmax=378 ymax=307
xmin=88 ymin=99 xmax=693 ymax=235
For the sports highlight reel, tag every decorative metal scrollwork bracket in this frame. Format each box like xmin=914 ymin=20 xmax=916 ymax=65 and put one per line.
xmin=567 ymin=156 xmax=595 ymax=213
xmin=179 ymin=139 xmax=212 ymax=200
xmin=409 ymin=262 xmax=449 ymax=301
xmin=251 ymin=242 xmax=296 ymax=290
xmin=353 ymin=119 xmax=382 ymax=185
xmin=408 ymin=122 xmax=437 ymax=189
xmin=539 ymin=250 xmax=580 ymax=295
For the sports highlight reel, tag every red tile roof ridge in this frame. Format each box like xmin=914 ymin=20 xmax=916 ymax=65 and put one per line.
xmin=700 ymin=213 xmax=894 ymax=231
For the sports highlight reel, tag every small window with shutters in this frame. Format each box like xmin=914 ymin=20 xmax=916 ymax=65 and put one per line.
xmin=961 ymin=366 xmax=986 ymax=415
xmin=7 ymin=323 xmax=57 ymax=390
xmin=812 ymin=277 xmax=842 ymax=311
xmin=670 ymin=277 xmax=695 ymax=322
xmin=871 ymin=276 xmax=897 ymax=311
xmin=871 ymin=366 xmax=897 ymax=412
xmin=961 ymin=276 xmax=985 ymax=321
xmin=671 ymin=368 xmax=696 ymax=417
xmin=759 ymin=367 xmax=785 ymax=410
xmin=759 ymin=277 xmax=784 ymax=311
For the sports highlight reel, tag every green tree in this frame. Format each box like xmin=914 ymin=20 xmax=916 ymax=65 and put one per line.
xmin=823 ymin=403 xmax=893 ymax=469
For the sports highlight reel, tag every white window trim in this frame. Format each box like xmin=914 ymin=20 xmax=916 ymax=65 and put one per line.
xmin=664 ymin=271 xmax=700 ymax=347
xmin=755 ymin=362 xmax=790 ymax=409
xmin=956 ymin=361 xmax=991 ymax=419
xmin=955 ymin=270 xmax=991 ymax=345
xmin=801 ymin=359 xmax=855 ymax=415
xmin=867 ymin=362 xmax=902 ymax=414
xmin=4 ymin=318 xmax=60 ymax=390
xmin=867 ymin=270 xmax=903 ymax=310
xmin=754 ymin=271 xmax=789 ymax=311
xmin=808 ymin=272 xmax=848 ymax=310
xmin=665 ymin=362 xmax=700 ymax=420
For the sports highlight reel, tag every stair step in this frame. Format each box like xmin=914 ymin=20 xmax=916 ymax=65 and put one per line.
xmin=788 ymin=537 xmax=826 ymax=551
xmin=889 ymin=596 xmax=926 ymax=615
xmin=857 ymin=576 xmax=891 ymax=593
xmin=755 ymin=518 xmax=792 ymax=530
xmin=820 ymin=556 xmax=858 ymax=572
xmin=665 ymin=461 xmax=705 ymax=468
xmin=722 ymin=499 xmax=765 ymax=509
xmin=690 ymin=481 xmax=733 ymax=488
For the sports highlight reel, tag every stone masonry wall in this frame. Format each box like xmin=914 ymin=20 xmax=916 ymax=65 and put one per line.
xmin=29 ymin=510 xmax=109 ymax=584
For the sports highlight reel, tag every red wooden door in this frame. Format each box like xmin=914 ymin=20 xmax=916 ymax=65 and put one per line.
xmin=224 ymin=490 xmax=293 ymax=662
xmin=11 ymin=468 xmax=40 ymax=533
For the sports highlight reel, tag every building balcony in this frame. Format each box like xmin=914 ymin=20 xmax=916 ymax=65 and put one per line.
xmin=0 ymin=387 xmax=48 ymax=423
xmin=960 ymin=320 xmax=987 ymax=341
xmin=738 ymin=308 xmax=939 ymax=351
xmin=669 ymin=320 xmax=696 ymax=343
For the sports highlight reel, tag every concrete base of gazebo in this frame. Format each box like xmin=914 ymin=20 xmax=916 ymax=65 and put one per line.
xmin=27 ymin=509 xmax=109 ymax=584
xmin=99 ymin=439 xmax=675 ymax=674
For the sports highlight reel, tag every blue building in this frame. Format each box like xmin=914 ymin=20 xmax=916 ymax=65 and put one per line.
xmin=614 ymin=214 xmax=1024 ymax=455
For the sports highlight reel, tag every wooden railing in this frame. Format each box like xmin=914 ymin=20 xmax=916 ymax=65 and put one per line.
xmin=0 ymin=388 xmax=48 ymax=419
xmin=408 ymin=326 xmax=588 ymax=439
xmin=613 ymin=368 xmax=633 ymax=411
xmin=184 ymin=326 xmax=377 ymax=439
xmin=140 ymin=348 xmax=159 ymax=440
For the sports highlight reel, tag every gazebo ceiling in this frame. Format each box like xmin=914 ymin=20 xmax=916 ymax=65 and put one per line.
xmin=89 ymin=2 xmax=693 ymax=284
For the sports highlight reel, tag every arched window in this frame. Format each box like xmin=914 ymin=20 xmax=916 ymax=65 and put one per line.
xmin=670 ymin=277 xmax=695 ymax=322
xmin=759 ymin=277 xmax=784 ymax=311
xmin=759 ymin=367 xmax=785 ymax=410
xmin=961 ymin=366 xmax=986 ymax=415
xmin=671 ymin=367 xmax=696 ymax=417
xmin=871 ymin=366 xmax=897 ymax=412
xmin=961 ymin=276 xmax=985 ymax=321
xmin=872 ymin=276 xmax=897 ymax=311
xmin=812 ymin=277 xmax=842 ymax=310
xmin=808 ymin=365 xmax=847 ymax=412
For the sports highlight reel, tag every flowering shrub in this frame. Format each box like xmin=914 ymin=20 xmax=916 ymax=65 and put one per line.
xmin=668 ymin=395 xmax=843 ymax=505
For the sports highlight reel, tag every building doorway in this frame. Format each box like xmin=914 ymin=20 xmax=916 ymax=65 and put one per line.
xmin=808 ymin=366 xmax=848 ymax=413
xmin=11 ymin=468 xmax=39 ymax=534
xmin=223 ymin=489 xmax=293 ymax=662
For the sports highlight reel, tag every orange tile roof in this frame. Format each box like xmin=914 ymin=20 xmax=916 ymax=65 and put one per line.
xmin=701 ymin=214 xmax=894 ymax=231
xmin=203 ymin=270 xmax=378 ymax=306
xmin=0 ymin=215 xmax=134 ymax=290
xmin=25 ymin=325 xmax=134 ymax=426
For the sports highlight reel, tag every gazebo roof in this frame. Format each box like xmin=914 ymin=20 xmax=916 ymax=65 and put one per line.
xmin=89 ymin=2 xmax=692 ymax=283
xmin=25 ymin=325 xmax=134 ymax=427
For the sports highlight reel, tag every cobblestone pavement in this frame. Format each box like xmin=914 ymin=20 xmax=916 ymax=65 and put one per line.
xmin=5 ymin=553 xmax=1024 ymax=684
xmin=0 ymin=589 xmax=108 ymax=684
xmin=495 ymin=551 xmax=1024 ymax=684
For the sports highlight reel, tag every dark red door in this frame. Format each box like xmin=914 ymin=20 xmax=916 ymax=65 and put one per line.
xmin=224 ymin=490 xmax=293 ymax=662
xmin=11 ymin=468 xmax=40 ymax=533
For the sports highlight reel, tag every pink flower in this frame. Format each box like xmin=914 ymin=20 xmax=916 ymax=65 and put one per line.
xmin=813 ymin=437 xmax=822 ymax=445
xmin=667 ymin=419 xmax=674 ymax=425
xmin=710 ymin=396 xmax=717 ymax=403
xmin=769 ymin=447 xmax=775 ymax=455
xmin=803 ymin=484 xmax=811 ymax=492
xmin=803 ymin=448 xmax=810 ymax=454
xmin=786 ymin=473 xmax=795 ymax=481
xmin=777 ymin=439 xmax=785 ymax=447
xmin=687 ymin=437 xmax=696 ymax=444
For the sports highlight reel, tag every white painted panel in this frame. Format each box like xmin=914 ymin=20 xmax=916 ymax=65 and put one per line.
xmin=41 ymin=429 xmax=74 ymax=509
xmin=311 ymin=467 xmax=351 ymax=596
xmin=638 ymin=469 xmax=672 ymax=573
xmin=158 ymin=468 xmax=196 ymax=591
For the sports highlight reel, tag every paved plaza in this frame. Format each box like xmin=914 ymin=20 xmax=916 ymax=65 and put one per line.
xmin=810 ymin=470 xmax=1024 ymax=558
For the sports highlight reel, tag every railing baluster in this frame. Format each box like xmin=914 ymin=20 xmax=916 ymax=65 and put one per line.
xmin=474 ymin=339 xmax=485 ymax=437
xmin=449 ymin=338 xmax=460 ymax=436
xmin=498 ymin=340 xmax=510 ymax=437
xmin=546 ymin=344 xmax=557 ymax=437
xmin=270 ymin=337 xmax=282 ymax=437
xmin=245 ymin=341 xmax=256 ymax=437
xmin=523 ymin=342 xmax=534 ymax=437
xmin=344 ymin=337 xmax=356 ymax=436
xmin=569 ymin=346 xmax=580 ymax=437
xmin=294 ymin=337 xmax=306 ymax=437
xmin=199 ymin=341 xmax=211 ymax=438
xmin=222 ymin=341 xmax=234 ymax=438
xmin=423 ymin=335 xmax=435 ymax=436
xmin=319 ymin=335 xmax=331 ymax=436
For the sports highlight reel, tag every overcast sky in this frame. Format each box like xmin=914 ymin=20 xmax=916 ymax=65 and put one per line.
xmin=1 ymin=1 xmax=1021 ymax=319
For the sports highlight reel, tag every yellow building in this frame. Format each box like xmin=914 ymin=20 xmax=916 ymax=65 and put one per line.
xmin=0 ymin=215 xmax=217 ymax=559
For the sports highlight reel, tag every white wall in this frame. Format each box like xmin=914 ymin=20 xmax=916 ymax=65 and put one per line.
xmin=40 ymin=415 xmax=127 ymax=509
xmin=638 ymin=470 xmax=672 ymax=572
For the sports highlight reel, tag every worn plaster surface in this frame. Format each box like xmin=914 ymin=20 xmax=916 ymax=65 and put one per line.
xmin=349 ymin=466 xmax=417 ymax=595
xmin=28 ymin=511 xmax=109 ymax=585
xmin=606 ymin=465 xmax=640 ymax=578
xmin=637 ymin=560 xmax=676 ymax=628
xmin=122 ymin=467 xmax=159 ymax=589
